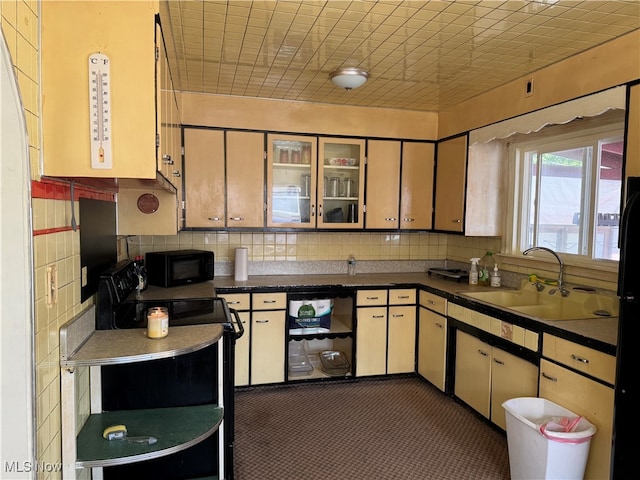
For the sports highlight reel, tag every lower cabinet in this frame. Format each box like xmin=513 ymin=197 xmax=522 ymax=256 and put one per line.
xmin=540 ymin=334 xmax=615 ymax=480
xmin=355 ymin=288 xmax=416 ymax=377
xmin=455 ymin=330 xmax=538 ymax=429
xmin=250 ymin=292 xmax=287 ymax=385
xmin=216 ymin=292 xmax=251 ymax=386
xmin=417 ymin=290 xmax=448 ymax=391
xmin=356 ymin=305 xmax=388 ymax=376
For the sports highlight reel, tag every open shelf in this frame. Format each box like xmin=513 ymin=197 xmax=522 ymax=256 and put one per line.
xmin=76 ymin=405 xmax=223 ymax=468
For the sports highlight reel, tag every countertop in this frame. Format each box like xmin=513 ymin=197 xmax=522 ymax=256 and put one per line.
xmin=137 ymin=272 xmax=619 ymax=354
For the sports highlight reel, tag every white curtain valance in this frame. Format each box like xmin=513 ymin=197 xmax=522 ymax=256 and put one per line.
xmin=469 ymin=86 xmax=626 ymax=145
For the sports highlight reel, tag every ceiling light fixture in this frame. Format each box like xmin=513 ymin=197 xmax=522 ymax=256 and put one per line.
xmin=330 ymin=67 xmax=369 ymax=90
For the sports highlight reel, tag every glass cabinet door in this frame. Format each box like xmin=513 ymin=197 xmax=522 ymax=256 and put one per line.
xmin=318 ymin=138 xmax=365 ymax=228
xmin=267 ymin=134 xmax=317 ymax=228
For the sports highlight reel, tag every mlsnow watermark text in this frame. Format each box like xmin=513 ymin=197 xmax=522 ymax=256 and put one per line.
xmin=4 ymin=461 xmax=63 ymax=473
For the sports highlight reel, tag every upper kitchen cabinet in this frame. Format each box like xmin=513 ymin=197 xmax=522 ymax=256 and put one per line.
xmin=157 ymin=20 xmax=182 ymax=199
xmin=400 ymin=142 xmax=435 ymax=230
xmin=183 ymin=128 xmax=225 ymax=228
xmin=318 ymin=138 xmax=365 ymax=228
xmin=365 ymin=140 xmax=401 ymax=229
xmin=267 ymin=134 xmax=317 ymax=228
xmin=41 ymin=1 xmax=170 ymax=182
xmin=183 ymin=129 xmax=264 ymax=229
xmin=434 ymin=135 xmax=467 ymax=233
xmin=226 ymin=131 xmax=265 ymax=228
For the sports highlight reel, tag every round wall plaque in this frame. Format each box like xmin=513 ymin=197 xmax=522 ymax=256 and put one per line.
xmin=137 ymin=193 xmax=159 ymax=214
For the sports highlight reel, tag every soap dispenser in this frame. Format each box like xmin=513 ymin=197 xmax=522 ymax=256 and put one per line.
xmin=490 ymin=263 xmax=501 ymax=287
xmin=469 ymin=258 xmax=480 ymax=285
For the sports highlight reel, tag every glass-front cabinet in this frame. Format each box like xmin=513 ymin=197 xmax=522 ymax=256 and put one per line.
xmin=318 ymin=138 xmax=366 ymax=229
xmin=267 ymin=134 xmax=318 ymax=228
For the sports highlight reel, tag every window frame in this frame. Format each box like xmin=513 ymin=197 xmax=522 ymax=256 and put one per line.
xmin=506 ymin=115 xmax=624 ymax=266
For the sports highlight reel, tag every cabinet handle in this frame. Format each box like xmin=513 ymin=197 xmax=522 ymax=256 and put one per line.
xmin=435 ymin=322 xmax=444 ymax=329
xmin=229 ymin=216 xmax=244 ymax=221
xmin=262 ymin=300 xmax=277 ymax=304
xmin=311 ymin=204 xmax=315 ymax=216
xmin=570 ymin=354 xmax=589 ymax=364
xmin=541 ymin=372 xmax=558 ymax=382
xmin=452 ymin=219 xmax=462 ymax=223
xmin=173 ymin=170 xmax=181 ymax=177
xmin=384 ymin=217 xmax=397 ymax=221
xmin=208 ymin=216 xmax=222 ymax=221
xmin=162 ymin=154 xmax=173 ymax=165
xmin=493 ymin=358 xmax=505 ymax=365
xmin=372 ymin=315 xmax=385 ymax=318
xmin=366 ymin=296 xmax=379 ymax=300
xmin=226 ymin=300 xmax=241 ymax=304
xmin=403 ymin=217 xmax=415 ymax=222
xmin=318 ymin=204 xmax=323 ymax=217
xmin=397 ymin=295 xmax=410 ymax=299
xmin=392 ymin=314 xmax=404 ymax=318
xmin=427 ymin=300 xmax=435 ymax=305
xmin=255 ymin=319 xmax=269 ymax=324
xmin=478 ymin=349 xmax=489 ymax=357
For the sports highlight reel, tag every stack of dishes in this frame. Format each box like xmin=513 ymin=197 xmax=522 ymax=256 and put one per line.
xmin=320 ymin=350 xmax=350 ymax=376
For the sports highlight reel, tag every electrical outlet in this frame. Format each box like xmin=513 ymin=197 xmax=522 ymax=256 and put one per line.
xmin=525 ymin=78 xmax=534 ymax=97
xmin=46 ymin=264 xmax=58 ymax=306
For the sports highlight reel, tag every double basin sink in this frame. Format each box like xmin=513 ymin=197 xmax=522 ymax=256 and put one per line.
xmin=461 ymin=280 xmax=619 ymax=321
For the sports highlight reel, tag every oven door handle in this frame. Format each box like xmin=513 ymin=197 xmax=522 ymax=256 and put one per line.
xmin=228 ymin=308 xmax=245 ymax=340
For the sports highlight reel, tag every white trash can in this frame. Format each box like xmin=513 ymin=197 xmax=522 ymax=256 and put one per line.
xmin=502 ymin=397 xmax=597 ymax=480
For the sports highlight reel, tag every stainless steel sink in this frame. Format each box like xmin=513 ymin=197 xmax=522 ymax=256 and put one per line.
xmin=461 ymin=281 xmax=618 ymax=320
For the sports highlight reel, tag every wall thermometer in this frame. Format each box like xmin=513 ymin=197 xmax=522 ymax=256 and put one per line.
xmin=88 ymin=53 xmax=112 ymax=169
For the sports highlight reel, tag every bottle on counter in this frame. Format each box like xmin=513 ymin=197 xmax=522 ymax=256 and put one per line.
xmin=490 ymin=263 xmax=501 ymax=287
xmin=469 ymin=258 xmax=479 ymax=285
xmin=478 ymin=251 xmax=494 ymax=286
xmin=347 ymin=255 xmax=357 ymax=276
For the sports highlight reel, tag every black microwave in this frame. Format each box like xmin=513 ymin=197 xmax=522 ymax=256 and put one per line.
xmin=146 ymin=249 xmax=214 ymax=287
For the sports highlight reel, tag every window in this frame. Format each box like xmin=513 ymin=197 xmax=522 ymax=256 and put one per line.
xmin=512 ymin=112 xmax=624 ymax=261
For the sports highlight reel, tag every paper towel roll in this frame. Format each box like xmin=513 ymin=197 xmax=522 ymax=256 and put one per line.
xmin=234 ymin=247 xmax=248 ymax=281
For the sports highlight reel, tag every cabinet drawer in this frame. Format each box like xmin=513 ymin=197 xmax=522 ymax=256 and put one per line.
xmin=542 ymin=333 xmax=615 ymax=385
xmin=357 ymin=289 xmax=388 ymax=306
xmin=389 ymin=288 xmax=416 ymax=305
xmin=252 ymin=292 xmax=287 ymax=310
xmin=419 ymin=290 xmax=447 ymax=315
xmin=217 ymin=293 xmax=250 ymax=311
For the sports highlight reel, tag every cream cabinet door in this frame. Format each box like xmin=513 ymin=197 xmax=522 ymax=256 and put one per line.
xmin=387 ymin=305 xmax=416 ymax=374
xmin=365 ymin=140 xmax=401 ymax=229
xmin=184 ymin=128 xmax=226 ymax=228
xmin=267 ymin=134 xmax=318 ymax=228
xmin=318 ymin=137 xmax=366 ymax=228
xmin=227 ymin=131 xmax=265 ymax=228
xmin=41 ymin=1 xmax=157 ymax=179
xmin=250 ymin=310 xmax=285 ymax=385
xmin=539 ymin=359 xmax=614 ymax=480
xmin=490 ymin=347 xmax=538 ymax=430
xmin=356 ymin=307 xmax=387 ymax=376
xmin=454 ymin=330 xmax=490 ymax=418
xmin=418 ymin=306 xmax=447 ymax=391
xmin=234 ymin=311 xmax=251 ymax=386
xmin=434 ymin=135 xmax=468 ymax=232
xmin=401 ymin=142 xmax=435 ymax=230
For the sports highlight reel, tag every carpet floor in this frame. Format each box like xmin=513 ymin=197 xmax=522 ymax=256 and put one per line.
xmin=233 ymin=376 xmax=511 ymax=479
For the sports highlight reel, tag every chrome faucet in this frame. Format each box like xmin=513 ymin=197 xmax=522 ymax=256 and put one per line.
xmin=523 ymin=246 xmax=570 ymax=297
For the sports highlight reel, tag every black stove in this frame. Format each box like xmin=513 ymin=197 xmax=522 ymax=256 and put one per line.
xmin=95 ymin=259 xmax=239 ymax=479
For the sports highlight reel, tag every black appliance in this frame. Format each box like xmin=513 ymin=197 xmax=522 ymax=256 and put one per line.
xmin=146 ymin=249 xmax=214 ymax=287
xmin=95 ymin=259 xmax=241 ymax=479
xmin=612 ymin=176 xmax=640 ymax=477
